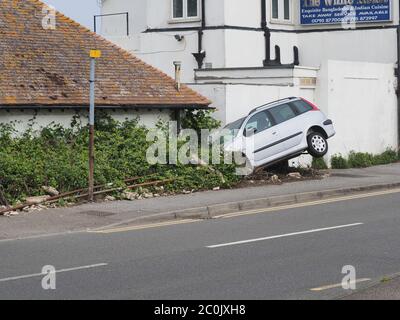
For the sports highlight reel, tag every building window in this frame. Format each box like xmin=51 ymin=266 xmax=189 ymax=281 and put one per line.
xmin=284 ymin=0 xmax=290 ymax=20
xmin=172 ymin=0 xmax=200 ymax=21
xmin=272 ymin=0 xmax=279 ymax=19
xmin=271 ymin=0 xmax=292 ymax=23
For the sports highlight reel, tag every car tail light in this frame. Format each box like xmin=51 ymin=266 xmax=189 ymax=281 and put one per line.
xmin=301 ymin=98 xmax=320 ymax=111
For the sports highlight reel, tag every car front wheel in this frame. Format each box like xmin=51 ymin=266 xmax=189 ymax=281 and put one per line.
xmin=307 ymin=132 xmax=328 ymax=158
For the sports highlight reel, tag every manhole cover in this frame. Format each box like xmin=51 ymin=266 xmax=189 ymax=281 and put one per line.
xmin=80 ymin=211 xmax=116 ymax=217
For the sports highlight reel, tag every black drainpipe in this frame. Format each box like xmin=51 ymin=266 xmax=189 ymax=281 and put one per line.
xmin=261 ymin=0 xmax=271 ymax=66
xmin=192 ymin=0 xmax=206 ymax=69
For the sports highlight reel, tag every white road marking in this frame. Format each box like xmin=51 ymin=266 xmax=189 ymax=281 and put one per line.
xmin=311 ymin=278 xmax=371 ymax=291
xmin=207 ymin=223 xmax=364 ymax=248
xmin=0 ymin=263 xmax=108 ymax=283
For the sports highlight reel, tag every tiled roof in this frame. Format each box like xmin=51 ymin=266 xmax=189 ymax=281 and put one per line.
xmin=0 ymin=0 xmax=211 ymax=108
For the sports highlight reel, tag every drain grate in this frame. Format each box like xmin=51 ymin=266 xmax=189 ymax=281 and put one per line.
xmin=80 ymin=211 xmax=117 ymax=217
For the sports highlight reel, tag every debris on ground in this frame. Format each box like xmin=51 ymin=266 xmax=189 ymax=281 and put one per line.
xmin=42 ymin=186 xmax=60 ymax=196
xmin=235 ymin=162 xmax=325 ymax=189
xmin=270 ymin=175 xmax=282 ymax=184
xmin=122 ymin=192 xmax=138 ymax=201
xmin=105 ymin=196 xmax=116 ymax=202
xmin=287 ymin=172 xmax=302 ymax=179
xmin=25 ymin=195 xmax=51 ymax=205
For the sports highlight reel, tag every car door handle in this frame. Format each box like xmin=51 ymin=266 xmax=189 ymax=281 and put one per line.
xmin=272 ymin=131 xmax=277 ymax=135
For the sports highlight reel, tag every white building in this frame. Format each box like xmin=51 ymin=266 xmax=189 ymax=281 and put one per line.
xmin=99 ymin=0 xmax=399 ymax=163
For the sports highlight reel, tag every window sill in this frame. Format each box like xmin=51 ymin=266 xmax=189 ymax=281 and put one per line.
xmin=168 ymin=17 xmax=201 ymax=24
xmin=270 ymin=19 xmax=294 ymax=26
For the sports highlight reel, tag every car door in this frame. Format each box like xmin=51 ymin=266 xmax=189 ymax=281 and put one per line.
xmin=242 ymin=110 xmax=281 ymax=165
xmin=268 ymin=103 xmax=303 ymax=153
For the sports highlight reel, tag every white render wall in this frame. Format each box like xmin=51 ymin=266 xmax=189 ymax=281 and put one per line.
xmin=298 ymin=29 xmax=397 ymax=68
xmin=320 ymin=60 xmax=398 ymax=160
xmin=190 ymin=83 xmax=314 ymax=124
xmin=0 ymin=109 xmax=172 ymax=133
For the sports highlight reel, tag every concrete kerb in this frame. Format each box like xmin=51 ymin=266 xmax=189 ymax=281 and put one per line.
xmin=93 ymin=182 xmax=400 ymax=231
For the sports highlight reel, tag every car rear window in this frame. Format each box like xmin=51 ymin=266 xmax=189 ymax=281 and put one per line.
xmin=291 ymin=100 xmax=313 ymax=114
xmin=269 ymin=104 xmax=297 ymax=124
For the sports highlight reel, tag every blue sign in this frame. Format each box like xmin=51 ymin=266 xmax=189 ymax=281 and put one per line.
xmin=300 ymin=0 xmax=392 ymax=25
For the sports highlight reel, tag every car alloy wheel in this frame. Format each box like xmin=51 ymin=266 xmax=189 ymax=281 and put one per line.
xmin=311 ymin=135 xmax=327 ymax=153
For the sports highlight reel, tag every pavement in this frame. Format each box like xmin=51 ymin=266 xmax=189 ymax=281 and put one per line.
xmin=1 ymin=184 xmax=400 ymax=299
xmin=342 ymin=275 xmax=400 ymax=300
xmin=1 ymin=163 xmax=400 ymax=241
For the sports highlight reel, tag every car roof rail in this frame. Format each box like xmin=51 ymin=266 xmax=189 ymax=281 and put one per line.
xmin=248 ymin=97 xmax=298 ymax=115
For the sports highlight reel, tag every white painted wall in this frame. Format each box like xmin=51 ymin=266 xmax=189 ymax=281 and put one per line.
xmin=0 ymin=109 xmax=172 ymax=133
xmin=322 ymin=60 xmax=398 ymax=159
xmin=188 ymin=84 xmax=227 ymax=121
xmin=298 ymin=29 xmax=397 ymax=69
xmin=224 ymin=0 xmax=260 ymax=28
xmin=190 ymin=82 xmax=313 ymax=124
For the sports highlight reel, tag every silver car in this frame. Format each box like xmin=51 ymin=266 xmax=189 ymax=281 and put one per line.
xmin=223 ymin=97 xmax=336 ymax=169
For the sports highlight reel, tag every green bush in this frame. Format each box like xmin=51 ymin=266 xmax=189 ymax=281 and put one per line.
xmin=181 ymin=109 xmax=221 ymax=138
xmin=331 ymin=154 xmax=349 ymax=169
xmin=331 ymin=149 xmax=399 ymax=169
xmin=311 ymin=157 xmax=328 ymax=170
xmin=0 ymin=112 xmax=238 ymax=204
xmin=372 ymin=149 xmax=399 ymax=165
xmin=347 ymin=151 xmax=374 ymax=168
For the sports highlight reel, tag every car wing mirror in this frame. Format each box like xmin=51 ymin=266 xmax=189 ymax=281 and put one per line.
xmin=244 ymin=127 xmax=257 ymax=137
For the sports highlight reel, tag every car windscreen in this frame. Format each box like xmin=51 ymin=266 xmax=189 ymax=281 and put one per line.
xmin=224 ymin=117 xmax=246 ymax=136
xmin=218 ymin=117 xmax=246 ymax=144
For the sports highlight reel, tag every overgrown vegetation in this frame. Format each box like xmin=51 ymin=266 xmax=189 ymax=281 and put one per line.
xmin=311 ymin=157 xmax=328 ymax=170
xmin=331 ymin=150 xmax=399 ymax=169
xmin=330 ymin=154 xmax=349 ymax=169
xmin=0 ymin=111 xmax=239 ymax=204
xmin=181 ymin=109 xmax=221 ymax=136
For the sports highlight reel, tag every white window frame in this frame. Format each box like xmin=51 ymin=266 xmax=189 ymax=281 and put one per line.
xmin=270 ymin=0 xmax=293 ymax=25
xmin=170 ymin=0 xmax=201 ymax=23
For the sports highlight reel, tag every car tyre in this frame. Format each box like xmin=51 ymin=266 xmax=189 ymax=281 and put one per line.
xmin=307 ymin=132 xmax=328 ymax=158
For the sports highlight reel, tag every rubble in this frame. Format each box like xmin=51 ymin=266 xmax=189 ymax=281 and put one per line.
xmin=122 ymin=192 xmax=138 ymax=201
xmin=42 ymin=186 xmax=60 ymax=196
xmin=270 ymin=175 xmax=282 ymax=184
xmin=25 ymin=195 xmax=51 ymax=205
xmin=287 ymin=172 xmax=302 ymax=179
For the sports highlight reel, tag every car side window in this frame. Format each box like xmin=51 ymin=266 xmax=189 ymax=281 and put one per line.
xmin=244 ymin=111 xmax=274 ymax=135
xmin=269 ymin=104 xmax=297 ymax=124
xmin=291 ymin=100 xmax=313 ymax=114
